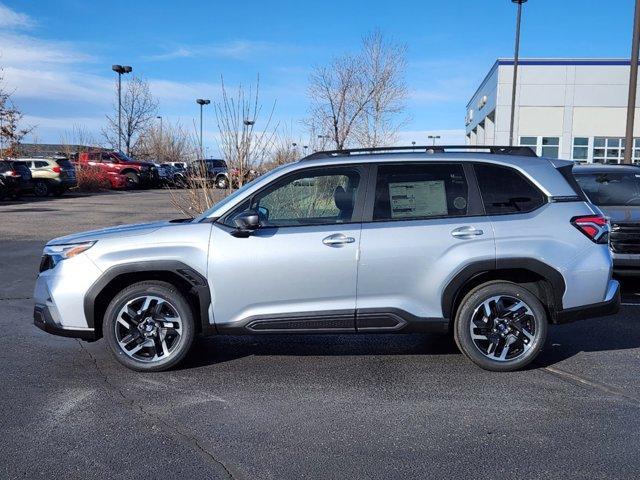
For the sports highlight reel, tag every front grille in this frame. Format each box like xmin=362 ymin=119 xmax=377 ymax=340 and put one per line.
xmin=610 ymin=222 xmax=640 ymax=254
xmin=39 ymin=254 xmax=54 ymax=272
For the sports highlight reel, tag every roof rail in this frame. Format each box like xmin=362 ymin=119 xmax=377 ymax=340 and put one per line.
xmin=301 ymin=145 xmax=537 ymax=160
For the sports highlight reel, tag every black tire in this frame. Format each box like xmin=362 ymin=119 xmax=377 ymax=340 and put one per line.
xmin=103 ymin=280 xmax=195 ymax=372
xmin=124 ymin=171 xmax=140 ymax=188
xmin=33 ymin=180 xmax=50 ymax=197
xmin=216 ymin=175 xmax=229 ymax=189
xmin=454 ymin=281 xmax=547 ymax=372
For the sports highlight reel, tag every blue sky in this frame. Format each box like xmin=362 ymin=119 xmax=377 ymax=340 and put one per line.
xmin=1 ymin=0 xmax=638 ymax=153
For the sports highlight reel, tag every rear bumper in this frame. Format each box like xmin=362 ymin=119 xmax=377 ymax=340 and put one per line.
xmin=34 ymin=304 xmax=97 ymax=341
xmin=555 ymin=279 xmax=620 ymax=324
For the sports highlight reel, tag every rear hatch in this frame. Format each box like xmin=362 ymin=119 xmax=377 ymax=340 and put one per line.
xmin=55 ymin=158 xmax=76 ymax=180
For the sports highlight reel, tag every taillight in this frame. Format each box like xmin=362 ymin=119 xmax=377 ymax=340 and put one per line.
xmin=6 ymin=170 xmax=19 ymax=177
xmin=571 ymin=215 xmax=609 ymax=244
xmin=52 ymin=166 xmax=61 ymax=173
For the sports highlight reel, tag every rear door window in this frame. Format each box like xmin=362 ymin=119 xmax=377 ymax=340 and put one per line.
xmin=372 ymin=163 xmax=470 ymax=221
xmin=474 ymin=163 xmax=546 ymax=214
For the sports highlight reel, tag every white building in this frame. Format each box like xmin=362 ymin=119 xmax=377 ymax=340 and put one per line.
xmin=466 ymin=58 xmax=640 ymax=163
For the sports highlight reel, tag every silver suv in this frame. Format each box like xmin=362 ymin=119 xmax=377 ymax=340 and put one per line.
xmin=34 ymin=146 xmax=620 ymax=372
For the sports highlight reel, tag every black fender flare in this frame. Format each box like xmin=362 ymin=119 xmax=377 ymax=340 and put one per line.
xmin=84 ymin=260 xmax=212 ymax=334
xmin=441 ymin=258 xmax=566 ymax=319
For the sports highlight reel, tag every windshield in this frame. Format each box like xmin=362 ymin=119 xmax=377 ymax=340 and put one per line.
xmin=574 ymin=171 xmax=640 ymax=206
xmin=205 ymin=159 xmax=227 ymax=168
xmin=114 ymin=151 xmax=134 ymax=162
xmin=194 ymin=163 xmax=291 ymax=222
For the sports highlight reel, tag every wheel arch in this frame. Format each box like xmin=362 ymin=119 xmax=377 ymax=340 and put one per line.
xmin=442 ymin=258 xmax=565 ymax=325
xmin=84 ymin=261 xmax=213 ymax=339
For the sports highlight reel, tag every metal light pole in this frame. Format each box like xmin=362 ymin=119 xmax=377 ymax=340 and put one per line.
xmin=156 ymin=115 xmax=163 ymax=162
xmin=625 ymin=0 xmax=640 ymax=164
xmin=428 ymin=135 xmax=441 ymax=146
xmin=509 ymin=0 xmax=527 ymax=147
xmin=112 ymin=65 xmax=132 ymax=152
xmin=196 ymin=99 xmax=210 ymax=158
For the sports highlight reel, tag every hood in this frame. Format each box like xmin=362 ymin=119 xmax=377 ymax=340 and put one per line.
xmin=598 ymin=205 xmax=640 ymax=223
xmin=47 ymin=220 xmax=173 ymax=246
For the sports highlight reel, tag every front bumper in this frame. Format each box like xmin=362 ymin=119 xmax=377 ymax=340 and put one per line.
xmin=612 ymin=253 xmax=640 ymax=276
xmin=555 ymin=279 xmax=620 ymax=324
xmin=34 ymin=304 xmax=97 ymax=341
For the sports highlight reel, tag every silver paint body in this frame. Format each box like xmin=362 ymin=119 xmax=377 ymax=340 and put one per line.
xmin=34 ymin=152 xmax=616 ymax=334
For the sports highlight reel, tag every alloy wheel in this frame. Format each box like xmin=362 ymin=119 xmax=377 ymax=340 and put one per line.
xmin=468 ymin=295 xmax=537 ymax=362
xmin=114 ymin=295 xmax=183 ymax=363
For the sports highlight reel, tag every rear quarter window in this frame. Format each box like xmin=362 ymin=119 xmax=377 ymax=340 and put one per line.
xmin=474 ymin=163 xmax=546 ymax=214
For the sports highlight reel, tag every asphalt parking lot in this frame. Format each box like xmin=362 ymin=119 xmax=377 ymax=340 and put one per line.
xmin=1 ymin=190 xmax=640 ymax=479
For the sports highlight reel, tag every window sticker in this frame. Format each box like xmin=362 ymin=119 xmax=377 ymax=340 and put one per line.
xmin=389 ymin=180 xmax=447 ymax=218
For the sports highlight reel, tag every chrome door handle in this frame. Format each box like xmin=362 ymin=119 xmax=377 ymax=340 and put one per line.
xmin=322 ymin=233 xmax=356 ymax=247
xmin=451 ymin=226 xmax=484 ymax=238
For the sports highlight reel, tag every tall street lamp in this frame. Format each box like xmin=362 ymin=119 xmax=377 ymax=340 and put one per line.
xmin=625 ymin=0 xmax=640 ymax=164
xmin=196 ymin=99 xmax=210 ymax=158
xmin=112 ymin=64 xmax=132 ymax=152
xmin=428 ymin=135 xmax=441 ymax=146
xmin=509 ymin=0 xmax=527 ymax=147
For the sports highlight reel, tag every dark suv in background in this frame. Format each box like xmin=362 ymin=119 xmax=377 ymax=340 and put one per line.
xmin=574 ymin=164 xmax=640 ymax=276
xmin=188 ymin=159 xmax=229 ymax=188
xmin=0 ymin=160 xmax=33 ymax=199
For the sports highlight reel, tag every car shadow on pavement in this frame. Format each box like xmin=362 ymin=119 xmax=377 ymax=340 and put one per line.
xmin=535 ymin=309 xmax=640 ymax=367
xmin=180 ymin=333 xmax=460 ymax=370
xmin=178 ymin=306 xmax=640 ymax=371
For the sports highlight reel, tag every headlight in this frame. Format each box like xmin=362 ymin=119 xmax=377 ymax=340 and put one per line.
xmin=44 ymin=241 xmax=96 ymax=266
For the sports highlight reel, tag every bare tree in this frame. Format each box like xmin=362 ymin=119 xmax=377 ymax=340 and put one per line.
xmin=0 ymin=67 xmax=33 ymax=158
xmin=307 ymin=30 xmax=407 ymax=150
xmin=214 ymin=76 xmax=278 ymax=187
xmin=135 ymin=121 xmax=197 ymax=164
xmin=59 ymin=124 xmax=99 ymax=158
xmin=103 ymin=76 xmax=158 ymax=155
xmin=355 ymin=30 xmax=408 ymax=147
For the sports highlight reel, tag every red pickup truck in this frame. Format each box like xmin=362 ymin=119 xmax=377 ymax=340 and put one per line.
xmin=76 ymin=151 xmax=159 ymax=188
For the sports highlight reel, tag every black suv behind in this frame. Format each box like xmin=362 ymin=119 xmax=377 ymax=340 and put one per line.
xmin=574 ymin=164 xmax=640 ymax=276
xmin=0 ymin=160 xmax=32 ymax=198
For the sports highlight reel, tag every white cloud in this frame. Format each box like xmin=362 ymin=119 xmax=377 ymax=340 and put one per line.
xmin=0 ymin=33 xmax=94 ymax=66
xmin=146 ymin=40 xmax=279 ymax=61
xmin=0 ymin=2 xmax=35 ymax=29
xmin=3 ymin=66 xmax=111 ymax=103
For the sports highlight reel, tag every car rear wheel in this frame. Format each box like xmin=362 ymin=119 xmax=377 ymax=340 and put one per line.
xmin=34 ymin=180 xmax=50 ymax=197
xmin=103 ymin=281 xmax=195 ymax=372
xmin=454 ymin=281 xmax=547 ymax=372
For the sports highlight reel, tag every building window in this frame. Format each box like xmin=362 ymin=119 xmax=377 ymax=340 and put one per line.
xmin=541 ymin=137 xmax=559 ymax=158
xmin=593 ymin=137 xmax=627 ymax=164
xmin=572 ymin=137 xmax=589 ymax=161
xmin=519 ymin=136 xmax=560 ymax=158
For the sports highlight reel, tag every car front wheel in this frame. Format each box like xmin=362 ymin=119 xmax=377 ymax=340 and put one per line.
xmin=103 ymin=281 xmax=195 ymax=372
xmin=216 ymin=176 xmax=229 ymax=189
xmin=454 ymin=281 xmax=547 ymax=372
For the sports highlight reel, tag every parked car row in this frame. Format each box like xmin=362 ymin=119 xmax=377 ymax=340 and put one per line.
xmin=0 ymin=152 xmax=235 ymax=200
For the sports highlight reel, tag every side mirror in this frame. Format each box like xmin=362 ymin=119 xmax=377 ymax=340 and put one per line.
xmin=232 ymin=210 xmax=260 ymax=237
